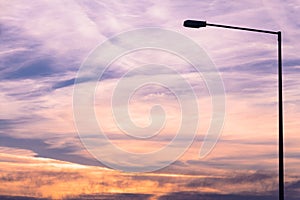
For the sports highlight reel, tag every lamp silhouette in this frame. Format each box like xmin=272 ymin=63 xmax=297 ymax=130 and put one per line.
xmin=183 ymin=19 xmax=284 ymax=200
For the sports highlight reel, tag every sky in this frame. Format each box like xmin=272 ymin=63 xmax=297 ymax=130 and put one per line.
xmin=0 ymin=0 xmax=300 ymax=199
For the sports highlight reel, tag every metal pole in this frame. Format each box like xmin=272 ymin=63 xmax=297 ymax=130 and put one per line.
xmin=183 ymin=20 xmax=284 ymax=200
xmin=278 ymin=31 xmax=284 ymax=200
xmin=205 ymin=25 xmax=284 ymax=200
xmin=206 ymin=23 xmax=278 ymax=34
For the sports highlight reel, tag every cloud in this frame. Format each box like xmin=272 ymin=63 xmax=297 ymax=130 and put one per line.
xmin=52 ymin=78 xmax=76 ymax=90
xmin=3 ymin=59 xmax=55 ymax=80
xmin=0 ymin=133 xmax=101 ymax=167
xmin=0 ymin=146 xmax=299 ymax=199
xmin=0 ymin=118 xmax=30 ymax=130
xmin=66 ymin=193 xmax=153 ymax=200
xmin=158 ymin=192 xmax=278 ymax=200
xmin=0 ymin=195 xmax=48 ymax=200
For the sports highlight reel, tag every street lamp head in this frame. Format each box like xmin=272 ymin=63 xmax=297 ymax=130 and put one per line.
xmin=183 ymin=20 xmax=207 ymax=28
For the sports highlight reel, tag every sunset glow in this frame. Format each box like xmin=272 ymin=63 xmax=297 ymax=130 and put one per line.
xmin=1 ymin=0 xmax=299 ymax=199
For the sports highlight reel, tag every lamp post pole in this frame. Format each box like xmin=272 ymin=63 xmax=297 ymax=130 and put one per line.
xmin=183 ymin=20 xmax=284 ymax=200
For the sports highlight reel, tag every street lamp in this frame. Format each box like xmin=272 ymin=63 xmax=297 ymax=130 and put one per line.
xmin=183 ymin=20 xmax=284 ymax=200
